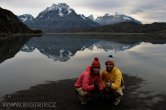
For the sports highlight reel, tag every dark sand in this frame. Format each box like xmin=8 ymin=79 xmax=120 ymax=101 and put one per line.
xmin=0 ymin=74 xmax=166 ymax=110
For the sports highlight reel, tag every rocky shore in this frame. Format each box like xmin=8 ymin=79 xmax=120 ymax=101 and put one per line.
xmin=0 ymin=74 xmax=165 ymax=110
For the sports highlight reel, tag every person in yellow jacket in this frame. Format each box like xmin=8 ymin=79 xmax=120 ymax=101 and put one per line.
xmin=101 ymin=55 xmax=124 ymax=105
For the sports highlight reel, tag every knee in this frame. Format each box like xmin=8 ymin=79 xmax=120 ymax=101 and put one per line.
xmin=116 ymin=88 xmax=124 ymax=97
xmin=76 ymin=88 xmax=88 ymax=97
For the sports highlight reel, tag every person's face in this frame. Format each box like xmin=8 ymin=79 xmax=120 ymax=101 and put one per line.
xmin=106 ymin=63 xmax=114 ymax=72
xmin=92 ymin=68 xmax=100 ymax=74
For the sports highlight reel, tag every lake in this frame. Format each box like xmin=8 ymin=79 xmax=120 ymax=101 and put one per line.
xmin=0 ymin=34 xmax=166 ymax=99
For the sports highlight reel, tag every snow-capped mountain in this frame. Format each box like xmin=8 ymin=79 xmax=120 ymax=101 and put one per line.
xmin=18 ymin=14 xmax=35 ymax=28
xmin=37 ymin=3 xmax=74 ymax=18
xmin=19 ymin=3 xmax=99 ymax=32
xmin=17 ymin=3 xmax=143 ymax=32
xmin=95 ymin=12 xmax=142 ymax=25
xmin=18 ymin=14 xmax=34 ymax=23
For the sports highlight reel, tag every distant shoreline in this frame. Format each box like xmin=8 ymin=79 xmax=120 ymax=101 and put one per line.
xmin=1 ymin=32 xmax=166 ymax=37
xmin=0 ymin=32 xmax=166 ymax=44
xmin=45 ymin=32 xmax=147 ymax=35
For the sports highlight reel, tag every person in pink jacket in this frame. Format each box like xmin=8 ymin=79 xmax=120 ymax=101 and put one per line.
xmin=75 ymin=57 xmax=103 ymax=104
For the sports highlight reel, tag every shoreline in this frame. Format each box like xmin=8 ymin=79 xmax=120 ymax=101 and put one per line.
xmin=0 ymin=74 xmax=166 ymax=110
xmin=1 ymin=32 xmax=166 ymax=45
xmin=44 ymin=32 xmax=147 ymax=35
xmin=1 ymin=32 xmax=165 ymax=37
xmin=1 ymin=32 xmax=166 ymax=37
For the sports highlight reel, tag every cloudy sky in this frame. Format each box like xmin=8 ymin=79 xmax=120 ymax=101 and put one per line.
xmin=0 ymin=0 xmax=166 ymax=24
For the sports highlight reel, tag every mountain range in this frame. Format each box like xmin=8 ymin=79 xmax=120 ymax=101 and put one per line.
xmin=18 ymin=3 xmax=142 ymax=32
xmin=0 ymin=3 xmax=165 ymax=35
xmin=90 ymin=12 xmax=142 ymax=25
xmin=18 ymin=3 xmax=99 ymax=32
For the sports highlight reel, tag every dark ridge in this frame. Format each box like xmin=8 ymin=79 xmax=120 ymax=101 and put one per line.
xmin=0 ymin=7 xmax=42 ymax=36
xmin=85 ymin=22 xmax=166 ymax=33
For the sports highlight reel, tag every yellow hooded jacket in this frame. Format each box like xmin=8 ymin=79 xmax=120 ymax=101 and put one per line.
xmin=100 ymin=66 xmax=123 ymax=91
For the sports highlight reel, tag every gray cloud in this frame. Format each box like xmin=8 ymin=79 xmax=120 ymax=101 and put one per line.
xmin=0 ymin=0 xmax=44 ymax=8
xmin=130 ymin=9 xmax=144 ymax=14
xmin=76 ymin=0 xmax=122 ymax=9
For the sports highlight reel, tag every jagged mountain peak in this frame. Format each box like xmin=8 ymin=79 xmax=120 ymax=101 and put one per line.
xmin=95 ymin=12 xmax=142 ymax=25
xmin=45 ymin=3 xmax=69 ymax=12
xmin=28 ymin=3 xmax=99 ymax=32
xmin=39 ymin=3 xmax=74 ymax=18
xmin=18 ymin=14 xmax=34 ymax=22
xmin=19 ymin=14 xmax=34 ymax=17
xmin=88 ymin=15 xmax=94 ymax=21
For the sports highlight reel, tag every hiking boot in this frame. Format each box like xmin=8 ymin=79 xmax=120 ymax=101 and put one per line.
xmin=80 ymin=100 xmax=87 ymax=105
xmin=78 ymin=95 xmax=87 ymax=105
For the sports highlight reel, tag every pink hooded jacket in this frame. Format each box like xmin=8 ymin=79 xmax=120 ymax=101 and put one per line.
xmin=75 ymin=66 xmax=103 ymax=91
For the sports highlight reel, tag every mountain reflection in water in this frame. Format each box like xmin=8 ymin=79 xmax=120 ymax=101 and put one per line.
xmin=0 ymin=34 xmax=166 ymax=99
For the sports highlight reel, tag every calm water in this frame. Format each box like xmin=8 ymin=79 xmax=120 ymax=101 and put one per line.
xmin=0 ymin=34 xmax=166 ymax=98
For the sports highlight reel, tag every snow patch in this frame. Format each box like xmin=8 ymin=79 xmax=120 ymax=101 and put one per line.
xmin=59 ymin=12 xmax=64 ymax=17
xmin=21 ymin=17 xmax=27 ymax=22
xmin=80 ymin=14 xmax=86 ymax=20
xmin=123 ymin=16 xmax=131 ymax=20
xmin=67 ymin=9 xmax=72 ymax=14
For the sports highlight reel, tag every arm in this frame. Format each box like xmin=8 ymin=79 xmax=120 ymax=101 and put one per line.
xmin=75 ymin=74 xmax=82 ymax=88
xmin=111 ymin=70 xmax=122 ymax=90
xmin=97 ymin=77 xmax=104 ymax=91
xmin=82 ymin=76 xmax=95 ymax=91
xmin=100 ymin=70 xmax=106 ymax=87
